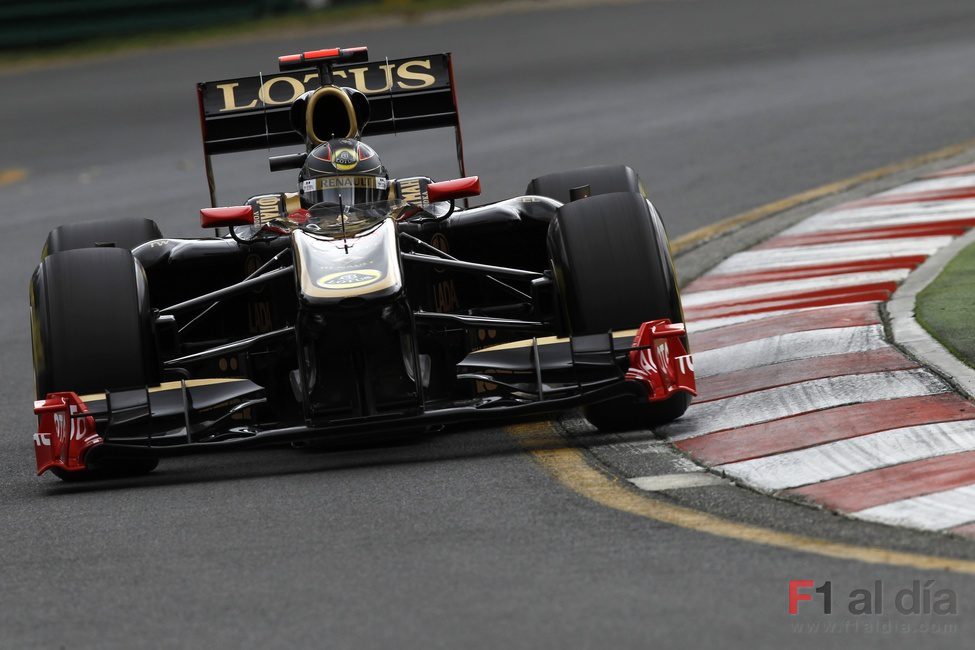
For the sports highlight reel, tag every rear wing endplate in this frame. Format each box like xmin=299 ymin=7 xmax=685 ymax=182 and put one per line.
xmin=196 ymin=53 xmax=465 ymax=206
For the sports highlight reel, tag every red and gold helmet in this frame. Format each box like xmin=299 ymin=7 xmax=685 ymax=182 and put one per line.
xmin=298 ymin=138 xmax=389 ymax=209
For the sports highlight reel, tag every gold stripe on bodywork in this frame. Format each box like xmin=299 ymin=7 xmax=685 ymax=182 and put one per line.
xmin=77 ymin=377 xmax=249 ymax=403
xmin=475 ymin=329 xmax=640 ymax=353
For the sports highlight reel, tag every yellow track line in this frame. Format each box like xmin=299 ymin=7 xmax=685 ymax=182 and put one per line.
xmin=509 ymin=422 xmax=975 ymax=574
xmin=0 ymin=168 xmax=27 ymax=187
xmin=670 ymin=138 xmax=975 ymax=255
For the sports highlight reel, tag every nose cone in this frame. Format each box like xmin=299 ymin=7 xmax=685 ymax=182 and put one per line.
xmin=291 ymin=220 xmax=403 ymax=308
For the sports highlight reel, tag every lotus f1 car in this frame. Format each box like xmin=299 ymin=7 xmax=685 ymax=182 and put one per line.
xmin=29 ymin=47 xmax=695 ymax=480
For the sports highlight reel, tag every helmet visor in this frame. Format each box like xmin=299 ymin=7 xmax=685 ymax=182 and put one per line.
xmin=301 ymin=175 xmax=388 ymax=208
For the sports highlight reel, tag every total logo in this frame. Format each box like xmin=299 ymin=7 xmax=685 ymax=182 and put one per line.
xmin=316 ymin=269 xmax=382 ymax=290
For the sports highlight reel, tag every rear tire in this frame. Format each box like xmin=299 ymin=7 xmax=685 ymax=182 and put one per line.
xmin=527 ymin=164 xmax=645 ymax=203
xmin=43 ymin=217 xmax=162 ymax=257
xmin=547 ymin=192 xmax=689 ymax=431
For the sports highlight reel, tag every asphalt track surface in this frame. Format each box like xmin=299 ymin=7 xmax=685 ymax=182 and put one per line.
xmin=3 ymin=0 xmax=975 ymax=647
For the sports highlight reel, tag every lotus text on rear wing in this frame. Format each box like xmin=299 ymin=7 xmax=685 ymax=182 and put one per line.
xmin=213 ymin=59 xmax=440 ymax=113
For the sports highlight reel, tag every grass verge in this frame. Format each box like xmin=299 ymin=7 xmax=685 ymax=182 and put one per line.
xmin=916 ymin=238 xmax=975 ymax=369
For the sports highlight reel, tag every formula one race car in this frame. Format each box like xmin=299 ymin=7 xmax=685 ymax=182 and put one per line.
xmin=29 ymin=47 xmax=695 ymax=480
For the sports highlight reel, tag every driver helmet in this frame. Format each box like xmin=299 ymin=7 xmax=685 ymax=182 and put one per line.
xmin=299 ymin=138 xmax=389 ymax=209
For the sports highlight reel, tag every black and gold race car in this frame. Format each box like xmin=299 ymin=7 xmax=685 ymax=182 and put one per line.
xmin=29 ymin=47 xmax=695 ymax=480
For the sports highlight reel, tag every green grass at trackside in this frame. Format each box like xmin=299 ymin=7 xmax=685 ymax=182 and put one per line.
xmin=0 ymin=0 xmax=492 ymax=69
xmin=916 ymin=238 xmax=975 ymax=369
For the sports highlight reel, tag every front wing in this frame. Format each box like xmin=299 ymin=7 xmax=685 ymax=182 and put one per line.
xmin=33 ymin=320 xmax=695 ymax=476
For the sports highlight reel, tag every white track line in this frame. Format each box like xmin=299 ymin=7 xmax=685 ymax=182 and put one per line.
xmin=693 ymin=325 xmax=887 ymax=378
xmin=716 ymin=420 xmax=975 ymax=491
xmin=711 ymin=237 xmax=954 ymax=274
xmin=657 ymin=369 xmax=947 ymax=441
xmin=681 ymin=269 xmax=909 ymax=308
xmin=855 ymin=485 xmax=975 ymax=531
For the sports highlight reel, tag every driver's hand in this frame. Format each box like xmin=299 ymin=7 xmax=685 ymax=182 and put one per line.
xmin=394 ymin=206 xmax=422 ymax=221
xmin=287 ymin=208 xmax=310 ymax=224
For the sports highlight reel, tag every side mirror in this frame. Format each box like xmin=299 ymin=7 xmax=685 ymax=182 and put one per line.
xmin=427 ymin=176 xmax=481 ymax=203
xmin=269 ymin=152 xmax=307 ymax=172
xmin=200 ymin=205 xmax=254 ymax=229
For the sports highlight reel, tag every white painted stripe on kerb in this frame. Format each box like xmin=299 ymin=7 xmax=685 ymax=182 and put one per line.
xmin=657 ymin=369 xmax=947 ymax=441
xmin=785 ymin=200 xmax=975 ymax=235
xmin=689 ymin=301 xmax=884 ymax=334
xmin=681 ymin=269 xmax=909 ymax=308
xmin=855 ymin=485 xmax=975 ymax=531
xmin=686 ymin=306 xmax=841 ymax=334
xmin=629 ymin=473 xmax=729 ymax=491
xmin=711 ymin=237 xmax=954 ymax=274
xmin=716 ymin=420 xmax=975 ymax=491
xmin=875 ymin=175 xmax=975 ymax=195
xmin=787 ymin=212 xmax=975 ymax=236
xmin=693 ymin=325 xmax=887 ymax=378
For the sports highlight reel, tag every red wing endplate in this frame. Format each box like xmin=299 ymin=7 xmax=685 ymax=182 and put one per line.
xmin=626 ymin=320 xmax=696 ymax=401
xmin=33 ymin=392 xmax=101 ymax=475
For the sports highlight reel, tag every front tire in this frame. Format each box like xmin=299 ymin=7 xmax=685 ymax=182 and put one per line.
xmin=547 ymin=192 xmax=689 ymax=431
xmin=30 ymin=248 xmax=160 ymax=480
xmin=31 ymin=247 xmax=158 ymax=398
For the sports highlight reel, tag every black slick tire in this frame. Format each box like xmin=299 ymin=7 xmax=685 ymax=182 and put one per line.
xmin=547 ymin=191 xmax=689 ymax=431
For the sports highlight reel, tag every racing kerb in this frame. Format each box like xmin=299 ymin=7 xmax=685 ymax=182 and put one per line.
xmin=653 ymin=163 xmax=975 ymax=537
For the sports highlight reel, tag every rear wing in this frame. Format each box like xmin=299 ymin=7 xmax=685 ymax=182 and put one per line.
xmin=196 ymin=52 xmax=465 ymax=206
